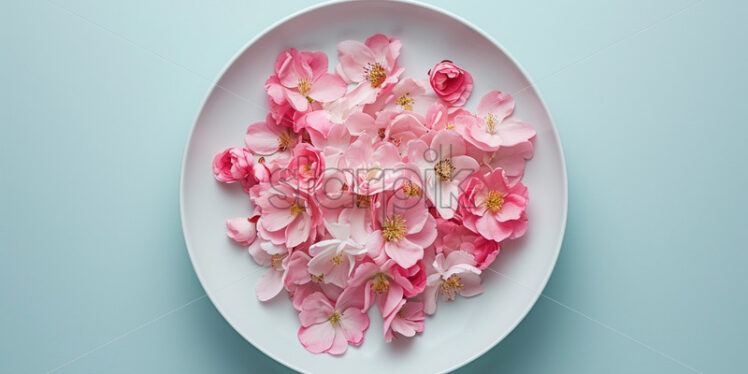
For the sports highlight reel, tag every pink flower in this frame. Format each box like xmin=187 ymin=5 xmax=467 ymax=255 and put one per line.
xmin=342 ymin=134 xmax=404 ymax=196
xmin=297 ymin=291 xmax=369 ymax=355
xmin=472 ymin=140 xmax=534 ymax=185
xmin=244 ymin=114 xmax=298 ymax=160
xmin=433 ymin=218 xmax=500 ymax=269
xmin=212 ymin=147 xmax=253 ymax=183
xmin=383 ymin=300 xmax=425 ymax=343
xmin=423 ymin=250 xmax=483 ymax=315
xmin=460 ymin=168 xmax=529 ymax=243
xmin=266 ymin=49 xmax=347 ymax=112
xmin=405 ymin=130 xmax=479 ymax=219
xmin=347 ymin=259 xmax=426 ymax=316
xmin=455 ymin=90 xmax=536 ymax=151
xmin=308 ymin=221 xmax=367 ymax=288
xmin=366 ymin=191 xmax=437 ymax=268
xmin=385 ymin=78 xmax=437 ymax=114
xmin=251 ymin=183 xmax=320 ymax=249
xmin=226 ymin=216 xmax=258 ymax=246
xmin=284 ymin=250 xmax=342 ymax=310
xmin=428 ymin=61 xmax=473 ymax=107
xmin=285 ymin=142 xmax=326 ymax=192
xmin=336 ymin=34 xmax=404 ymax=105
xmin=247 ymin=239 xmax=290 ymax=301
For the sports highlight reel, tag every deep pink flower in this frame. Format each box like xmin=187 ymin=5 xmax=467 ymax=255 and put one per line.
xmin=266 ymin=49 xmax=347 ymax=112
xmin=366 ymin=191 xmax=437 ymax=268
xmin=383 ymin=300 xmax=425 ymax=343
xmin=423 ymin=250 xmax=483 ymax=314
xmin=226 ymin=216 xmax=258 ymax=246
xmin=347 ymin=259 xmax=426 ymax=317
xmin=297 ymin=291 xmax=369 ymax=355
xmin=460 ymin=168 xmax=529 ymax=243
xmin=428 ymin=61 xmax=473 ymax=107
xmin=433 ymin=218 xmax=500 ymax=269
xmin=212 ymin=147 xmax=253 ymax=183
xmin=285 ymin=142 xmax=326 ymax=192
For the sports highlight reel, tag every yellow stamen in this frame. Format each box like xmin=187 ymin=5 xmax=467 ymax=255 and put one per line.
xmin=434 ymin=159 xmax=455 ymax=182
xmin=371 ymin=272 xmax=390 ymax=293
xmin=446 ymin=123 xmax=455 ymax=130
xmin=439 ymin=274 xmax=464 ymax=300
xmin=270 ymin=254 xmax=285 ymax=268
xmin=485 ymin=113 xmax=497 ymax=134
xmin=381 ymin=213 xmax=407 ymax=242
xmin=396 ymin=93 xmax=414 ymax=111
xmin=330 ymin=254 xmax=344 ymax=266
xmin=289 ymin=201 xmax=305 ymax=215
xmin=355 ymin=194 xmax=371 ymax=208
xmin=402 ymin=181 xmax=422 ymax=197
xmin=278 ymin=131 xmax=293 ymax=152
xmin=297 ymin=78 xmax=311 ymax=96
xmin=328 ymin=311 xmax=342 ymax=326
xmin=365 ymin=63 xmax=387 ymax=88
xmin=483 ymin=190 xmax=504 ymax=213
xmin=310 ymin=273 xmax=324 ymax=283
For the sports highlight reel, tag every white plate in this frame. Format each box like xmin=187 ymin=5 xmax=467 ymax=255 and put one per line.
xmin=180 ymin=1 xmax=567 ymax=372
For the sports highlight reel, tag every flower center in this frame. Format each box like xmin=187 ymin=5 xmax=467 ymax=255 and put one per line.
xmin=310 ymin=273 xmax=324 ymax=283
xmin=330 ymin=254 xmax=344 ymax=265
xmin=381 ymin=213 xmax=407 ymax=242
xmin=371 ymin=272 xmax=390 ymax=293
xmin=355 ymin=194 xmax=371 ymax=208
xmin=365 ymin=63 xmax=387 ymax=88
xmin=289 ymin=201 xmax=305 ymax=215
xmin=270 ymin=254 xmax=286 ymax=268
xmin=365 ymin=162 xmax=382 ymax=181
xmin=402 ymin=181 xmax=422 ymax=197
xmin=439 ymin=274 xmax=464 ymax=300
xmin=328 ymin=311 xmax=342 ymax=326
xmin=278 ymin=130 xmax=293 ymax=151
xmin=297 ymin=78 xmax=311 ymax=96
xmin=377 ymin=127 xmax=386 ymax=140
xmin=396 ymin=93 xmax=414 ymax=111
xmin=434 ymin=159 xmax=455 ymax=182
xmin=485 ymin=113 xmax=497 ymax=134
xmin=483 ymin=190 xmax=504 ymax=213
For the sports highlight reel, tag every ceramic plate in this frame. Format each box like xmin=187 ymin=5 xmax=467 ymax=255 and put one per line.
xmin=180 ymin=1 xmax=567 ymax=372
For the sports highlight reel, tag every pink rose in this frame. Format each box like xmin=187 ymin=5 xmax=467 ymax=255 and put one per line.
xmin=428 ymin=60 xmax=474 ymax=107
xmin=226 ymin=216 xmax=258 ymax=246
xmin=212 ymin=147 xmax=253 ymax=183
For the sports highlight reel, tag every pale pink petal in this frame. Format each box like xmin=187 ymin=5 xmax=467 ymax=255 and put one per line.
xmin=308 ymin=73 xmax=347 ymax=102
xmin=245 ymin=120 xmax=280 ymax=155
xmin=340 ymin=307 xmax=369 ymax=345
xmin=326 ymin=327 xmax=349 ymax=355
xmin=256 ymin=269 xmax=284 ymax=301
xmin=384 ymin=239 xmax=423 ymax=269
xmin=298 ymin=322 xmax=335 ymax=354
xmin=378 ymin=283 xmax=404 ymax=317
xmin=458 ymin=272 xmax=483 ymax=297
xmin=497 ymin=119 xmax=536 ymax=147
xmin=477 ymin=90 xmax=515 ymax=121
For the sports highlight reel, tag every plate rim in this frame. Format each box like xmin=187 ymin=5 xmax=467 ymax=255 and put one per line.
xmin=179 ymin=0 xmax=568 ymax=372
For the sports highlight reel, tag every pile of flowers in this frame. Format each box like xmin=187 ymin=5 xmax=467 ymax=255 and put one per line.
xmin=213 ymin=34 xmax=536 ymax=355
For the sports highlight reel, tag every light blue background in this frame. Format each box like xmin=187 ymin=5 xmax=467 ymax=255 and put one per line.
xmin=2 ymin=0 xmax=746 ymax=373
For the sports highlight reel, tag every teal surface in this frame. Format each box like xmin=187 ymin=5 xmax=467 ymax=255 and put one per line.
xmin=2 ymin=0 xmax=746 ymax=373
